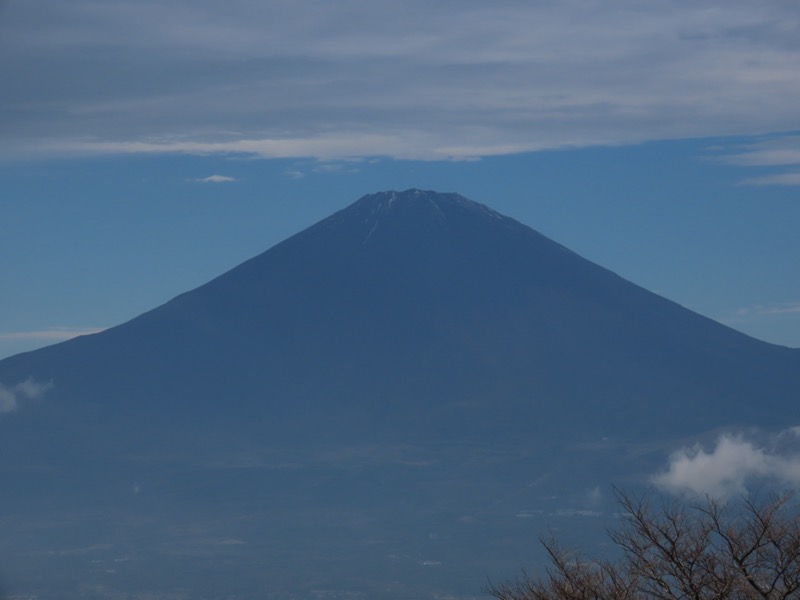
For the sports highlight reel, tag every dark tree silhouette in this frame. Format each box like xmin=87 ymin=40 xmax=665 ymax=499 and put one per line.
xmin=488 ymin=491 xmax=800 ymax=600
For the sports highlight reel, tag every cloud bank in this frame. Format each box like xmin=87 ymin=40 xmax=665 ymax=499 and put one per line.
xmin=0 ymin=378 xmax=53 ymax=414
xmin=653 ymin=429 xmax=800 ymax=497
xmin=2 ymin=1 xmax=800 ymax=161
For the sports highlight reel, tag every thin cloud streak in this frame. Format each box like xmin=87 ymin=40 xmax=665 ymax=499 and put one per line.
xmin=0 ymin=327 xmax=105 ymax=341
xmin=2 ymin=1 xmax=800 ymax=161
xmin=757 ymin=303 xmax=800 ymax=315
xmin=724 ymin=302 xmax=800 ymax=319
xmin=739 ymin=172 xmax=800 ymax=186
xmin=718 ymin=137 xmax=800 ymax=167
xmin=190 ymin=174 xmax=237 ymax=183
xmin=712 ymin=134 xmax=800 ymax=184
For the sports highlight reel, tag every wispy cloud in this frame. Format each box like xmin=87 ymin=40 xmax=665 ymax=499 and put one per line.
xmin=715 ymin=302 xmax=800 ymax=349
xmin=189 ymin=174 xmax=237 ymax=183
xmin=653 ymin=429 xmax=800 ymax=498
xmin=721 ymin=302 xmax=800 ymax=322
xmin=586 ymin=486 xmax=603 ymax=507
xmin=312 ymin=161 xmax=362 ymax=175
xmin=718 ymin=136 xmax=800 ymax=167
xmin=713 ymin=135 xmax=800 ymax=186
xmin=284 ymin=169 xmax=306 ymax=180
xmin=552 ymin=508 xmax=603 ymax=518
xmin=747 ymin=302 xmax=800 ymax=316
xmin=3 ymin=1 xmax=800 ymax=161
xmin=0 ymin=378 xmax=54 ymax=414
xmin=283 ymin=161 xmax=362 ymax=179
xmin=0 ymin=327 xmax=105 ymax=341
xmin=739 ymin=172 xmax=800 ymax=186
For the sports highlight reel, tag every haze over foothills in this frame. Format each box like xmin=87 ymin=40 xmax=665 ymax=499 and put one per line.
xmin=2 ymin=0 xmax=800 ymax=359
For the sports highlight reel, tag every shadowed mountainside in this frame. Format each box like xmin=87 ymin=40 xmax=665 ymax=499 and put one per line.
xmin=1 ymin=189 xmax=797 ymax=450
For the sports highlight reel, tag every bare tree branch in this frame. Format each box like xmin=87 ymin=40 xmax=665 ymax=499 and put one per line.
xmin=488 ymin=491 xmax=800 ymax=600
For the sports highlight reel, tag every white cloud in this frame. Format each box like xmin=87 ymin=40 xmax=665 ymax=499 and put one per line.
xmin=653 ymin=430 xmax=800 ymax=498
xmin=190 ymin=174 xmax=237 ymax=183
xmin=0 ymin=378 xmax=54 ymax=414
xmin=2 ymin=1 xmax=800 ymax=161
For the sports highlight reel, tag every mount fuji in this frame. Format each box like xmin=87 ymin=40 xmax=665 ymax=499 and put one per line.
xmin=1 ymin=189 xmax=798 ymax=599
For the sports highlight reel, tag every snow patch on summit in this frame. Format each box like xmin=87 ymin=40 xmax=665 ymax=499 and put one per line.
xmin=360 ymin=190 xmax=453 ymax=244
xmin=427 ymin=198 xmax=446 ymax=220
xmin=349 ymin=189 xmax=528 ymax=245
xmin=363 ymin=215 xmax=381 ymax=244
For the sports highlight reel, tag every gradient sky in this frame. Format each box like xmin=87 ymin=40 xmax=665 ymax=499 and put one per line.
xmin=2 ymin=0 xmax=799 ymax=359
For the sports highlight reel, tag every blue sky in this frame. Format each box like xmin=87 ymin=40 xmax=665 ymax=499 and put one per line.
xmin=1 ymin=1 xmax=799 ymax=359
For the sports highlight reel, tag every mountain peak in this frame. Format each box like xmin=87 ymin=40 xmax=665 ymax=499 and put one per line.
xmin=348 ymin=188 xmax=505 ymax=219
xmin=325 ymin=188 xmax=520 ymax=246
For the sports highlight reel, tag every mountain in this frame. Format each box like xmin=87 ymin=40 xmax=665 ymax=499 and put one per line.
xmin=0 ymin=189 xmax=798 ymax=600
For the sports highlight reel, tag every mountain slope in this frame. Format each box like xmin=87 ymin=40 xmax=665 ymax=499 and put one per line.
xmin=1 ymin=189 xmax=797 ymax=449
